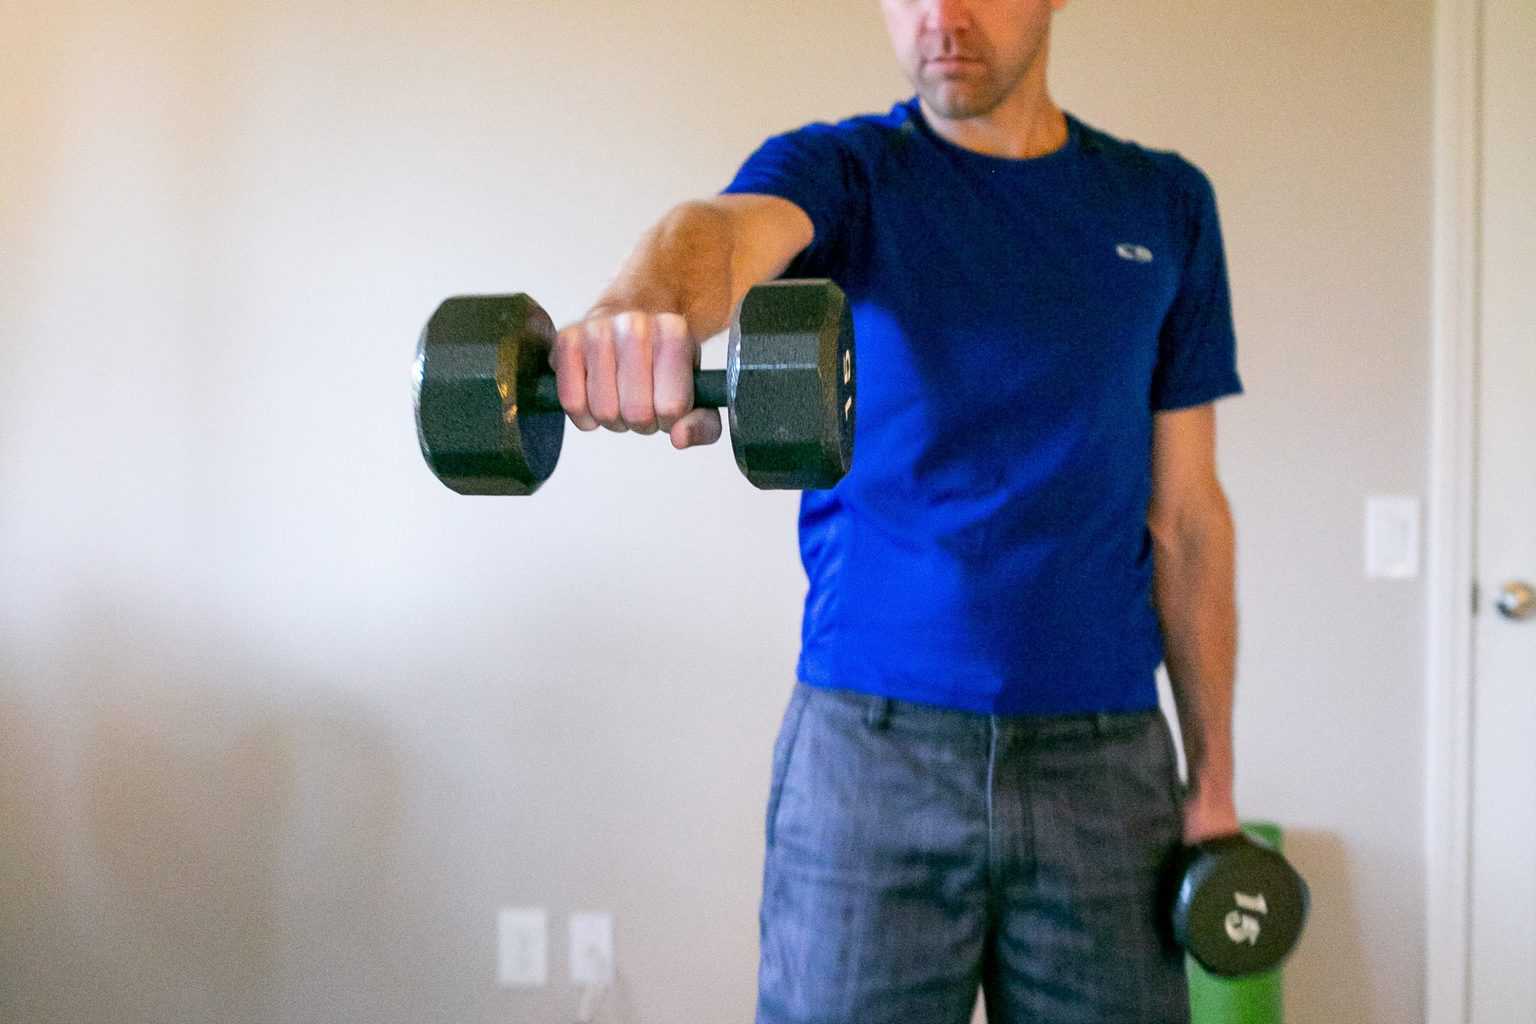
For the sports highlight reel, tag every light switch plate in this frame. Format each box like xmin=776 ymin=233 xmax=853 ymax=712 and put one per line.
xmin=498 ymin=907 xmax=548 ymax=988
xmin=1366 ymin=496 xmax=1421 ymax=580
xmin=569 ymin=911 xmax=615 ymax=986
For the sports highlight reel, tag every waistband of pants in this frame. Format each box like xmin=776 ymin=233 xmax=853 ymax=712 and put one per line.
xmin=797 ymin=681 xmax=1161 ymax=739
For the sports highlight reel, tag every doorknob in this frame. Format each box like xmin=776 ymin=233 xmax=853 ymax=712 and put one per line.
xmin=1497 ymin=581 xmax=1536 ymax=621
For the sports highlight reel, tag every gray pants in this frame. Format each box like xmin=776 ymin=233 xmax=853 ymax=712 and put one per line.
xmin=757 ymin=682 xmax=1191 ymax=1024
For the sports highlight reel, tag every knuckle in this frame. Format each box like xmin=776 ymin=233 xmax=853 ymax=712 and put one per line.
xmin=590 ymin=400 xmax=619 ymax=427
xmin=584 ymin=316 xmax=614 ymax=353
xmin=620 ymin=404 xmax=656 ymax=432
xmin=620 ymin=311 xmax=652 ymax=341
xmin=654 ymin=395 xmax=691 ymax=423
xmin=654 ymin=312 xmax=690 ymax=348
xmin=552 ymin=329 xmax=579 ymax=366
xmin=618 ymin=314 xmax=654 ymax=362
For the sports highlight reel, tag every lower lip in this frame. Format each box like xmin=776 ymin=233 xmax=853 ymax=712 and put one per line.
xmin=928 ymin=58 xmax=978 ymax=73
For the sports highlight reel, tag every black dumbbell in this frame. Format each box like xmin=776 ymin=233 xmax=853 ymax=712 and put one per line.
xmin=1167 ymin=832 xmax=1310 ymax=977
xmin=413 ymin=279 xmax=855 ymax=496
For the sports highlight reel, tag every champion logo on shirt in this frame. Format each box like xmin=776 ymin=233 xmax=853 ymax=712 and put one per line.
xmin=1116 ymin=242 xmax=1154 ymax=263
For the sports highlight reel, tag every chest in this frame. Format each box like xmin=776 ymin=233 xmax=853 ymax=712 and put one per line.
xmin=867 ymin=176 xmax=1180 ymax=331
xmin=847 ymin=178 xmax=1181 ymax=423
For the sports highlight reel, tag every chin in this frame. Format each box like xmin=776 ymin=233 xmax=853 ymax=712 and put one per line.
xmin=920 ymin=84 xmax=1000 ymax=121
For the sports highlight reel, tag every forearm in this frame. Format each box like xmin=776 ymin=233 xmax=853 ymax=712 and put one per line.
xmin=589 ymin=200 xmax=738 ymax=340
xmin=1151 ymin=493 xmax=1238 ymax=803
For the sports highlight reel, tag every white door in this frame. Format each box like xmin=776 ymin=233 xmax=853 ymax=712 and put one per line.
xmin=1468 ymin=0 xmax=1536 ymax=1018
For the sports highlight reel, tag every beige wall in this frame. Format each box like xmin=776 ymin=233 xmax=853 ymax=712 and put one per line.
xmin=0 ymin=2 xmax=1430 ymax=1022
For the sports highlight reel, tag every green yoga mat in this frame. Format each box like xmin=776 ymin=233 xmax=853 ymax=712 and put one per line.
xmin=1186 ymin=821 xmax=1287 ymax=1024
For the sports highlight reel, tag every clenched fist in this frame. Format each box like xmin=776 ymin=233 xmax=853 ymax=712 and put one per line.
xmin=550 ymin=311 xmax=723 ymax=449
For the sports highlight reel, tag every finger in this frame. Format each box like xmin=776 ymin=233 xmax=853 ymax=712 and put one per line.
xmin=614 ymin=312 xmax=658 ymax=435
xmin=652 ymin=313 xmax=697 ymax=434
xmin=552 ymin=324 xmax=596 ymax=431
xmin=583 ymin=316 xmax=626 ymax=432
xmin=669 ymin=407 xmax=722 ymax=449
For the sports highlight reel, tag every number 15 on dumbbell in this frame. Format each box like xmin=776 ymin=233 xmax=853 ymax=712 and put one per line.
xmin=413 ymin=280 xmax=856 ymax=496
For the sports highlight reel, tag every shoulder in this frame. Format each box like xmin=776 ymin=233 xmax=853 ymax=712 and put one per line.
xmin=759 ymin=100 xmax=921 ymax=159
xmin=1072 ymin=116 xmax=1218 ymax=207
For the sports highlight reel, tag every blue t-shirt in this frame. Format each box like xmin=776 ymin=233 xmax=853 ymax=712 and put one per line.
xmin=722 ymin=97 xmax=1243 ymax=715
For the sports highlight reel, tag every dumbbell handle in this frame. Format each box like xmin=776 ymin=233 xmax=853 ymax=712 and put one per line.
xmin=526 ymin=370 xmax=730 ymax=413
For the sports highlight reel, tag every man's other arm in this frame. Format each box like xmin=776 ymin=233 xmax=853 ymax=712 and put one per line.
xmin=1147 ymin=402 xmax=1241 ymax=844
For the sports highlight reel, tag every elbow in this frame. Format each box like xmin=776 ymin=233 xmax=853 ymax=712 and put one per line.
xmin=1148 ymin=481 xmax=1234 ymax=555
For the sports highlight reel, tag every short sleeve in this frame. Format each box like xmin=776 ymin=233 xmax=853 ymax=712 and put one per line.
xmin=720 ymin=124 xmax=858 ymax=278
xmin=1150 ymin=166 xmax=1245 ymax=411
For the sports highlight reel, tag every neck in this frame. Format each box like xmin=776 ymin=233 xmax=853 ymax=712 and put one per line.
xmin=922 ymin=97 xmax=1067 ymax=160
xmin=918 ymin=44 xmax=1067 ymax=160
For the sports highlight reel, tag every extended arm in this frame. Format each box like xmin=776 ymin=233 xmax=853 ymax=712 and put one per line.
xmin=588 ymin=195 xmax=813 ymax=336
xmin=551 ymin=194 xmax=814 ymax=446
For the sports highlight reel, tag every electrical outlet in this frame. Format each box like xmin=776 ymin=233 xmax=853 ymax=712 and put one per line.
xmin=497 ymin=907 xmax=548 ymax=988
xmin=569 ymin=911 xmax=615 ymax=986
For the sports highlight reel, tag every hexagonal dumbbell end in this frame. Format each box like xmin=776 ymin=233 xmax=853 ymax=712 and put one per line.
xmin=413 ymin=294 xmax=565 ymax=495
xmin=1168 ymin=832 xmax=1310 ymax=978
xmin=727 ymin=279 xmax=855 ymax=491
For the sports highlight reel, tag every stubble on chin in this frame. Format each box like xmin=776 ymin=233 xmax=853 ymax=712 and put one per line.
xmin=917 ymin=77 xmax=1001 ymax=121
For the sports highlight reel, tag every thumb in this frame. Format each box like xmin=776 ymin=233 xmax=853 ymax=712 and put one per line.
xmin=669 ymin=407 xmax=723 ymax=449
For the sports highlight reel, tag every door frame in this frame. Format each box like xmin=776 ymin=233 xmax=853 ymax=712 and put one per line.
xmin=1425 ymin=0 xmax=1481 ymax=1021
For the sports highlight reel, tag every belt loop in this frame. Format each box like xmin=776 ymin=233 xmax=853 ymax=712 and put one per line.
xmin=1093 ymin=712 xmax=1114 ymax=738
xmin=864 ymin=696 xmax=893 ymax=731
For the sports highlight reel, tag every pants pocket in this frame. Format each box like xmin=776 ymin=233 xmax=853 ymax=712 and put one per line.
xmin=1152 ymin=710 xmax=1188 ymax=820
xmin=765 ymin=685 xmax=811 ymax=849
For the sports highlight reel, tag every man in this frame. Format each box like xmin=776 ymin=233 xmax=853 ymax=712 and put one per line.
xmin=550 ymin=0 xmax=1242 ymax=1020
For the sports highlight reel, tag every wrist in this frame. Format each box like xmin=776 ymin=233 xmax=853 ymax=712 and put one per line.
xmin=1185 ymin=770 xmax=1235 ymax=806
xmin=587 ymin=283 xmax=680 ymax=319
